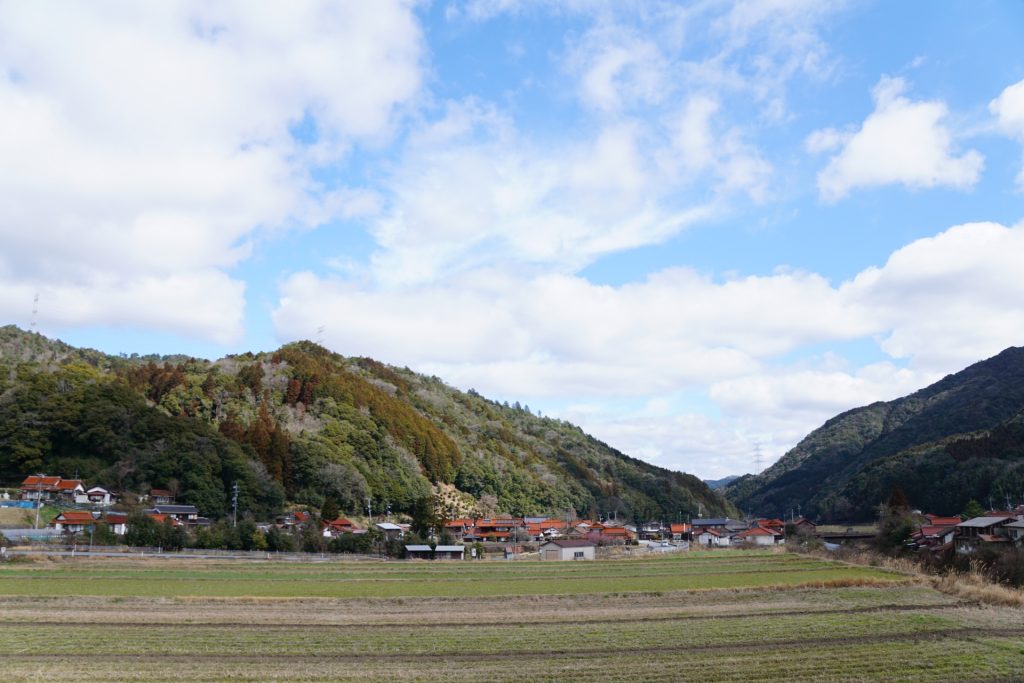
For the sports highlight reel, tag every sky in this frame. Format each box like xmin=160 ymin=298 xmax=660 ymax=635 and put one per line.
xmin=2 ymin=1 xmax=1024 ymax=480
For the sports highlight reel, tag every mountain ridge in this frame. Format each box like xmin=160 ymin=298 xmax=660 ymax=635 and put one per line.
xmin=0 ymin=325 xmax=735 ymax=522
xmin=724 ymin=346 xmax=1024 ymax=520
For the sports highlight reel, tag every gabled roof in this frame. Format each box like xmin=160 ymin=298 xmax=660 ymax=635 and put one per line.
xmin=21 ymin=475 xmax=62 ymax=488
xmin=152 ymin=504 xmax=198 ymax=514
xmin=736 ymin=525 xmax=779 ymax=537
xmin=53 ymin=511 xmax=96 ymax=524
xmin=376 ymin=522 xmax=403 ymax=531
xmin=149 ymin=488 xmax=173 ymax=497
xmin=669 ymin=523 xmax=690 ymax=533
xmin=924 ymin=514 xmax=962 ymax=526
xmin=433 ymin=545 xmax=464 ymax=552
xmin=697 ymin=528 xmax=722 ymax=537
xmin=692 ymin=518 xmax=744 ymax=527
xmin=920 ymin=525 xmax=956 ymax=537
xmin=1005 ymin=520 xmax=1024 ymax=529
xmin=55 ymin=479 xmax=84 ymax=491
xmin=405 ymin=545 xmax=433 ymax=552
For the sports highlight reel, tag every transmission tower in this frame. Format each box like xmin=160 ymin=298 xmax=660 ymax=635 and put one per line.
xmin=753 ymin=442 xmax=764 ymax=474
xmin=30 ymin=292 xmax=39 ymax=331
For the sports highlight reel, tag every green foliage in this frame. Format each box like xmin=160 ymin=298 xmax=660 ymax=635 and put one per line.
xmin=962 ymin=499 xmax=985 ymax=519
xmin=320 ymin=497 xmax=339 ymax=522
xmin=728 ymin=346 xmax=1024 ymax=520
xmin=0 ymin=327 xmax=731 ymax=524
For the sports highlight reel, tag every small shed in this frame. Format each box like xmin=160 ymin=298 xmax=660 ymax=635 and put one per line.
xmin=405 ymin=544 xmax=433 ymax=560
xmin=538 ymin=539 xmax=596 ymax=561
xmin=403 ymin=544 xmax=465 ymax=560
xmin=433 ymin=545 xmax=465 ymax=560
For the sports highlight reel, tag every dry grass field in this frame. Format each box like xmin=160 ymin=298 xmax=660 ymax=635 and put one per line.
xmin=0 ymin=549 xmax=1022 ymax=681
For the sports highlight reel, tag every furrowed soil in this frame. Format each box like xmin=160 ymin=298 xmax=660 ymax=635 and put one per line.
xmin=1 ymin=549 xmax=1021 ymax=681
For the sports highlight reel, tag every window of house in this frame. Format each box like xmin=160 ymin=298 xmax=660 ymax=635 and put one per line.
xmin=574 ymin=551 xmax=584 ymax=559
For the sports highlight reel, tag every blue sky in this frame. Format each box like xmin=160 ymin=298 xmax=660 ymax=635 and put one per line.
xmin=2 ymin=1 xmax=1024 ymax=478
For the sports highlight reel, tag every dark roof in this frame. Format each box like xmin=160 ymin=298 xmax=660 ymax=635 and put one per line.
xmin=152 ymin=504 xmax=198 ymax=514
xmin=540 ymin=539 xmax=595 ymax=548
xmin=692 ymin=518 xmax=743 ymax=527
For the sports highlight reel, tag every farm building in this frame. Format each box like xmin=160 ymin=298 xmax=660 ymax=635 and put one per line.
xmin=404 ymin=545 xmax=465 ymax=560
xmin=734 ymin=525 xmax=783 ymax=546
xmin=538 ymin=539 xmax=596 ymax=561
xmin=696 ymin=528 xmax=731 ymax=547
xmin=50 ymin=511 xmax=97 ymax=533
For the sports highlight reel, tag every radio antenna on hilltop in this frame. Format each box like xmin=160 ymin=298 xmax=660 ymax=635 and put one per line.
xmin=316 ymin=325 xmax=325 ymax=346
xmin=30 ymin=292 xmax=39 ymax=332
xmin=753 ymin=442 xmax=764 ymax=474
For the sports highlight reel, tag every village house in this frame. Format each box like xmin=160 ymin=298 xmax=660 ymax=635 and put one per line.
xmin=103 ymin=512 xmax=129 ymax=535
xmin=376 ymin=522 xmax=406 ymax=539
xmin=1005 ymin=520 xmax=1024 ymax=544
xmin=76 ymin=486 xmax=117 ymax=506
xmin=50 ymin=510 xmax=97 ymax=534
xmin=321 ymin=517 xmax=362 ymax=537
xmin=955 ymin=516 xmax=1016 ymax=554
xmin=145 ymin=505 xmax=207 ymax=528
xmin=443 ymin=517 xmax=476 ymax=542
xmin=465 ymin=517 xmax=528 ymax=543
xmin=692 ymin=518 xmax=747 ymax=533
xmin=586 ymin=525 xmax=634 ymax=545
xmin=792 ymin=517 xmax=818 ymax=533
xmin=538 ymin=539 xmax=596 ymax=561
xmin=149 ymin=489 xmax=175 ymax=505
xmin=695 ymin=527 xmax=731 ymax=547
xmin=20 ymin=475 xmax=84 ymax=502
xmin=668 ymin=523 xmax=691 ymax=540
xmin=734 ymin=525 xmax=783 ymax=546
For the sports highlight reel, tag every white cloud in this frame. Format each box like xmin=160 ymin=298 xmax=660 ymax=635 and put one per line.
xmin=815 ymin=76 xmax=984 ymax=201
xmin=845 ymin=221 xmax=1024 ymax=371
xmin=566 ymin=23 xmax=667 ymax=114
xmin=990 ymin=77 xmax=1024 ymax=188
xmin=275 ymin=219 xmax=1024 ymax=478
xmin=0 ymin=1 xmax=423 ymax=343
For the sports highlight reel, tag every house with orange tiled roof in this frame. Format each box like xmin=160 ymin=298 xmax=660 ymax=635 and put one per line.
xmin=668 ymin=523 xmax=691 ymax=540
xmin=50 ymin=511 xmax=97 ymax=533
xmin=321 ymin=517 xmax=362 ymax=538
xmin=465 ymin=517 xmax=528 ymax=543
xmin=734 ymin=525 xmax=783 ymax=546
xmin=586 ymin=525 xmax=634 ymax=545
xmin=924 ymin=514 xmax=963 ymax=527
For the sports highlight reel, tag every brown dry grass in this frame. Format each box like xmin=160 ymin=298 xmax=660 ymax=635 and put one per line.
xmin=793 ymin=546 xmax=1024 ymax=609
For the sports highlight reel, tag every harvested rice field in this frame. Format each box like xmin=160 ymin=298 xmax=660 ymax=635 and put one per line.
xmin=1 ymin=549 xmax=1021 ymax=681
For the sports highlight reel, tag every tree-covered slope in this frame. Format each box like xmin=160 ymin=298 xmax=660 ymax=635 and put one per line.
xmin=0 ymin=326 xmax=733 ymax=521
xmin=724 ymin=346 xmax=1024 ymax=520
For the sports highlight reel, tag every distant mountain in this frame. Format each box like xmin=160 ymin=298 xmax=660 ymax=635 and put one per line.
xmin=0 ymin=325 xmax=735 ymax=521
xmin=704 ymin=475 xmax=740 ymax=490
xmin=724 ymin=346 xmax=1024 ymax=521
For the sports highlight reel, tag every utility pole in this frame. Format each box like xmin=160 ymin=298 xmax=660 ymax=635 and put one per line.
xmin=232 ymin=482 xmax=239 ymax=527
xmin=30 ymin=292 xmax=39 ymax=332
xmin=33 ymin=476 xmax=44 ymax=529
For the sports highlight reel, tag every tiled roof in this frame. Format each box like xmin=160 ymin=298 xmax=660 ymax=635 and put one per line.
xmin=53 ymin=511 xmax=96 ymax=524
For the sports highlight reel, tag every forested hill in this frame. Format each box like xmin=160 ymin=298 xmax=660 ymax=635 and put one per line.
xmin=724 ymin=346 xmax=1024 ymax=521
xmin=0 ymin=325 xmax=734 ymax=521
